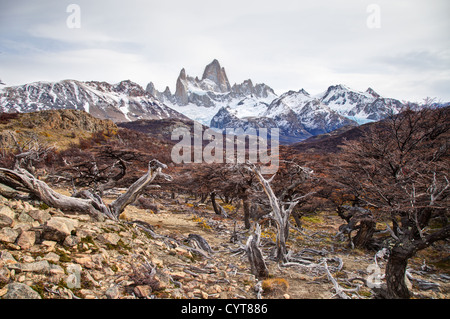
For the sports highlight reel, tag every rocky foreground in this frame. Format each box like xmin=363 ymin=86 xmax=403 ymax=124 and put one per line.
xmin=0 ymin=193 xmax=259 ymax=299
xmin=1 ymin=191 xmax=448 ymax=300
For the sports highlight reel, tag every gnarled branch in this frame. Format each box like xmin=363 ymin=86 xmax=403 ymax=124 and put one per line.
xmin=0 ymin=159 xmax=171 ymax=220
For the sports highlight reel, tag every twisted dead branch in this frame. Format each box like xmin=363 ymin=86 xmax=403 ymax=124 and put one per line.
xmin=0 ymin=159 xmax=172 ymax=220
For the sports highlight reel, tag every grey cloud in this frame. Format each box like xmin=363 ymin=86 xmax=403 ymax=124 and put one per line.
xmin=0 ymin=0 xmax=449 ymax=101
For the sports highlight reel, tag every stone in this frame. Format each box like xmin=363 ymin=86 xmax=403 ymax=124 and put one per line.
xmin=73 ymin=255 xmax=94 ymax=268
xmin=79 ymin=289 xmax=95 ymax=299
xmin=201 ymin=290 xmax=209 ymax=299
xmin=0 ymin=213 xmax=14 ymax=228
xmin=105 ymin=285 xmax=120 ymax=299
xmin=42 ymin=217 xmax=78 ymax=242
xmin=50 ymin=264 xmax=65 ymax=275
xmin=0 ymin=206 xmax=16 ymax=228
xmin=43 ymin=218 xmax=70 ymax=242
xmin=28 ymin=209 xmax=51 ymax=224
xmin=41 ymin=240 xmax=57 ymax=251
xmin=150 ymin=256 xmax=164 ymax=268
xmin=54 ymin=216 xmax=79 ymax=231
xmin=63 ymin=235 xmax=80 ymax=247
xmin=43 ymin=252 xmax=60 ymax=263
xmin=8 ymin=260 xmax=51 ymax=274
xmin=0 ymin=206 xmax=16 ymax=220
xmin=84 ymin=271 xmax=100 ymax=287
xmin=16 ymin=230 xmax=36 ymax=249
xmin=18 ymin=212 xmax=34 ymax=223
xmin=91 ymin=254 xmax=104 ymax=269
xmin=98 ymin=233 xmax=121 ymax=246
xmin=134 ymin=285 xmax=152 ymax=298
xmin=0 ymin=267 xmax=11 ymax=285
xmin=0 ymin=227 xmax=19 ymax=243
xmin=3 ymin=282 xmax=41 ymax=299
xmin=170 ymin=288 xmax=185 ymax=299
xmin=0 ymin=251 xmax=17 ymax=264
xmin=0 ymin=286 xmax=7 ymax=298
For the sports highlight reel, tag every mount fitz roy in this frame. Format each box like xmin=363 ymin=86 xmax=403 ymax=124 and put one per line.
xmin=0 ymin=59 xmax=405 ymax=143
xmin=147 ymin=59 xmax=404 ymax=143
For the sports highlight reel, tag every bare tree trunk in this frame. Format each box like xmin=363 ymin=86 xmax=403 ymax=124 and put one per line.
xmin=210 ymin=191 xmax=228 ymax=217
xmin=246 ymin=224 xmax=269 ymax=279
xmin=0 ymin=167 xmax=104 ymax=217
xmin=109 ymin=160 xmax=171 ymax=218
xmin=245 ymin=162 xmax=312 ymax=263
xmin=384 ymin=225 xmax=450 ymax=299
xmin=242 ymin=196 xmax=251 ymax=229
xmin=274 ymin=215 xmax=290 ymax=262
xmin=385 ymin=244 xmax=414 ymax=299
xmin=292 ymin=211 xmax=303 ymax=229
xmin=353 ymin=219 xmax=376 ymax=249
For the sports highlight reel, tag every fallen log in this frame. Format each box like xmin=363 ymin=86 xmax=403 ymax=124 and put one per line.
xmin=0 ymin=159 xmax=171 ymax=220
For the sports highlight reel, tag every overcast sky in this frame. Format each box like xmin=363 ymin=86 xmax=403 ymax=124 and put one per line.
xmin=1 ymin=0 xmax=449 ymax=102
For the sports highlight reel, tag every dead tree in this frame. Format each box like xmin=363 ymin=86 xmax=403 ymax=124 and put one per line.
xmin=7 ymin=132 xmax=55 ymax=175
xmin=246 ymin=224 xmax=269 ymax=279
xmin=245 ymin=161 xmax=314 ymax=263
xmin=0 ymin=159 xmax=172 ymax=220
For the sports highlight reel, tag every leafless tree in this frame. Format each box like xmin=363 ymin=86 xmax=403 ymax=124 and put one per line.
xmin=335 ymin=104 xmax=450 ymax=298
xmin=245 ymin=161 xmax=314 ymax=262
xmin=6 ymin=132 xmax=55 ymax=174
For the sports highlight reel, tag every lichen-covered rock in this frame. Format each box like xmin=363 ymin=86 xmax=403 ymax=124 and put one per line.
xmin=0 ymin=206 xmax=15 ymax=228
xmin=42 ymin=217 xmax=78 ymax=242
xmin=0 ymin=227 xmax=19 ymax=243
xmin=3 ymin=283 xmax=41 ymax=299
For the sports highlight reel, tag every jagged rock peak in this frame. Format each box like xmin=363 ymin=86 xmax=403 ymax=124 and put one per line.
xmin=326 ymin=84 xmax=351 ymax=93
xmin=146 ymin=82 xmax=157 ymax=96
xmin=179 ymin=68 xmax=187 ymax=81
xmin=366 ymin=87 xmax=380 ymax=98
xmin=201 ymin=59 xmax=231 ymax=93
xmin=163 ymin=86 xmax=171 ymax=95
xmin=298 ymin=89 xmax=310 ymax=96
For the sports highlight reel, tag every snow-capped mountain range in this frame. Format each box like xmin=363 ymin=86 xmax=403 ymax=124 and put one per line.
xmin=148 ymin=59 xmax=404 ymax=142
xmin=0 ymin=59 xmax=406 ymax=143
xmin=0 ymin=79 xmax=185 ymax=123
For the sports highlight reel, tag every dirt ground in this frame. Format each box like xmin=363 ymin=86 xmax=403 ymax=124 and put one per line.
xmin=116 ymin=194 xmax=449 ymax=299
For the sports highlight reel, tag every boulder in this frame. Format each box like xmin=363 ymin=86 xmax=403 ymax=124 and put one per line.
xmin=16 ymin=230 xmax=36 ymax=250
xmin=42 ymin=217 xmax=79 ymax=242
xmin=105 ymin=285 xmax=120 ymax=299
xmin=8 ymin=260 xmax=51 ymax=274
xmin=2 ymin=282 xmax=41 ymax=299
xmin=97 ymin=233 xmax=121 ymax=246
xmin=28 ymin=210 xmax=51 ymax=224
xmin=134 ymin=285 xmax=152 ymax=298
xmin=0 ymin=227 xmax=19 ymax=243
xmin=0 ymin=206 xmax=15 ymax=228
